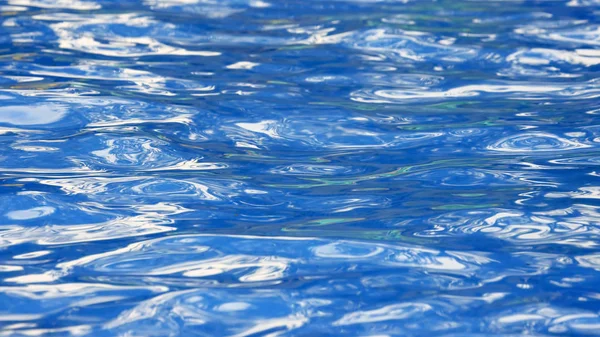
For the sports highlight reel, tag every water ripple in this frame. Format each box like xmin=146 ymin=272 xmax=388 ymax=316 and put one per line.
xmin=2 ymin=0 xmax=600 ymax=335
xmin=487 ymin=132 xmax=592 ymax=153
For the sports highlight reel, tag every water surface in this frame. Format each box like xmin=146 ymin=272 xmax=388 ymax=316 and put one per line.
xmin=1 ymin=0 xmax=600 ymax=336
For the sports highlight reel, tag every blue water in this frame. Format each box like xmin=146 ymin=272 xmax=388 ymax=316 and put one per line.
xmin=3 ymin=0 xmax=600 ymax=336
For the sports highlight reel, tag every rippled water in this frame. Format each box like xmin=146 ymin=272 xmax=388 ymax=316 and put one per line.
xmin=3 ymin=0 xmax=600 ymax=336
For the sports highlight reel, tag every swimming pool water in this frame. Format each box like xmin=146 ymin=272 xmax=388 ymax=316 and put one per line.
xmin=1 ymin=0 xmax=600 ymax=336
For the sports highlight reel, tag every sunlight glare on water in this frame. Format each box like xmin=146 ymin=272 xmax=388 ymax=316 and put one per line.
xmin=2 ymin=0 xmax=600 ymax=336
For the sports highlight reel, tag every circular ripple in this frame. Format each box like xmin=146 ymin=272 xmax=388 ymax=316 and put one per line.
xmin=448 ymin=128 xmax=488 ymax=137
xmin=403 ymin=168 xmax=515 ymax=187
xmin=269 ymin=164 xmax=357 ymax=176
xmin=487 ymin=132 xmax=591 ymax=153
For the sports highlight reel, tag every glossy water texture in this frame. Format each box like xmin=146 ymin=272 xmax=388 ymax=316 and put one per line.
xmin=3 ymin=0 xmax=600 ymax=336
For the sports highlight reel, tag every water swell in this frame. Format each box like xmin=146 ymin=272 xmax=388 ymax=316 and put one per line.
xmin=2 ymin=0 xmax=600 ymax=336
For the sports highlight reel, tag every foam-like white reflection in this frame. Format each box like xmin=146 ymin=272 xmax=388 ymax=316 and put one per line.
xmin=8 ymin=0 xmax=100 ymax=10
xmin=0 ymin=203 xmax=185 ymax=247
xmin=39 ymin=13 xmax=221 ymax=57
xmin=0 ymin=104 xmax=67 ymax=125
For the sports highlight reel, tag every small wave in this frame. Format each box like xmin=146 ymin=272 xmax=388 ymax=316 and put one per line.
xmin=487 ymin=132 xmax=591 ymax=153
